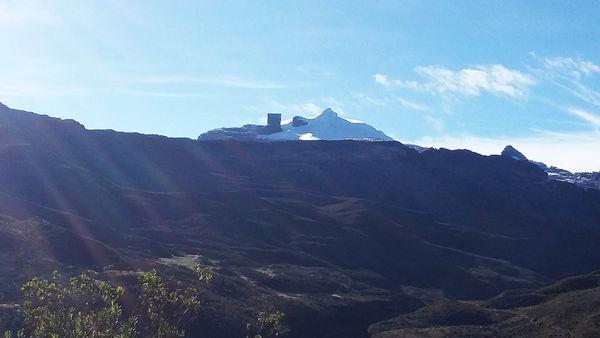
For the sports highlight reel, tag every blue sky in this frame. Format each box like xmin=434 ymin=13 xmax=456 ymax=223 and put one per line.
xmin=1 ymin=1 xmax=599 ymax=171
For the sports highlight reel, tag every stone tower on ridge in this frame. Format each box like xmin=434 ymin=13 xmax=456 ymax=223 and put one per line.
xmin=266 ymin=113 xmax=282 ymax=133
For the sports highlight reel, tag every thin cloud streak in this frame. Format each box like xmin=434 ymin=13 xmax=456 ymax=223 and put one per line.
xmin=397 ymin=97 xmax=430 ymax=112
xmin=533 ymin=54 xmax=600 ymax=107
xmin=267 ymin=101 xmax=323 ymax=117
xmin=113 ymin=89 xmax=207 ymax=99
xmin=0 ymin=80 xmax=207 ymax=99
xmin=0 ymin=81 xmax=84 ymax=97
xmin=133 ymin=76 xmax=286 ymax=89
xmin=423 ymin=115 xmax=444 ymax=132
xmin=565 ymin=107 xmax=600 ymax=129
xmin=543 ymin=56 xmax=600 ymax=78
xmin=0 ymin=74 xmax=282 ymax=99
xmin=374 ymin=73 xmax=423 ymax=91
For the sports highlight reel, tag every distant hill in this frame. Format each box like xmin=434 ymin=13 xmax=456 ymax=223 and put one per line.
xmin=1 ymin=102 xmax=600 ymax=337
xmin=369 ymin=271 xmax=600 ymax=337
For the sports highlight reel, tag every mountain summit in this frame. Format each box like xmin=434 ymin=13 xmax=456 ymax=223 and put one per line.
xmin=317 ymin=107 xmax=338 ymax=118
xmin=501 ymin=145 xmax=528 ymax=161
xmin=198 ymin=108 xmax=393 ymax=141
xmin=500 ymin=144 xmax=600 ymax=190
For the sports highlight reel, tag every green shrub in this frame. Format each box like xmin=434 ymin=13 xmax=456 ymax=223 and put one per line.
xmin=12 ymin=270 xmax=204 ymax=338
xmin=6 ymin=267 xmax=288 ymax=338
xmin=247 ymin=310 xmax=289 ymax=338
xmin=19 ymin=272 xmax=136 ymax=338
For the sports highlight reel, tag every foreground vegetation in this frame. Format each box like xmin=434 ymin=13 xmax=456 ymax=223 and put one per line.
xmin=3 ymin=265 xmax=287 ymax=338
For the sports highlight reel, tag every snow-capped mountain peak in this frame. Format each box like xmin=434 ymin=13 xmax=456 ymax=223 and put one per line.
xmin=315 ymin=108 xmax=338 ymax=119
xmin=198 ymin=108 xmax=393 ymax=141
xmin=263 ymin=108 xmax=392 ymax=141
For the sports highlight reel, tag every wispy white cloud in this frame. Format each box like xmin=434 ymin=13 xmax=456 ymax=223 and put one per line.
xmin=416 ymin=65 xmax=535 ymax=97
xmin=268 ymin=101 xmax=323 ymax=117
xmin=0 ymin=80 xmax=207 ymax=99
xmin=134 ymin=76 xmax=285 ymax=89
xmin=397 ymin=97 xmax=430 ymax=112
xmin=376 ymin=65 xmax=535 ymax=98
xmin=374 ymin=74 xmax=390 ymax=86
xmin=113 ymin=89 xmax=206 ymax=98
xmin=0 ymin=74 xmax=283 ymax=99
xmin=423 ymin=115 xmax=444 ymax=132
xmin=378 ymin=55 xmax=600 ymax=137
xmin=565 ymin=107 xmax=600 ymax=129
xmin=543 ymin=56 xmax=600 ymax=78
xmin=532 ymin=54 xmax=600 ymax=108
xmin=0 ymin=81 xmax=82 ymax=96
xmin=405 ymin=130 xmax=600 ymax=172
xmin=373 ymin=73 xmax=423 ymax=90
xmin=352 ymin=93 xmax=386 ymax=106
xmin=294 ymin=64 xmax=334 ymax=79
xmin=570 ymin=83 xmax=600 ymax=107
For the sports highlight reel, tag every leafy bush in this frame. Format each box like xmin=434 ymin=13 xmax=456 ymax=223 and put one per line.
xmin=3 ymin=266 xmax=289 ymax=338
xmin=18 ymin=272 xmax=137 ymax=338
xmin=246 ymin=310 xmax=289 ymax=338
xmin=5 ymin=269 xmax=206 ymax=338
xmin=135 ymin=271 xmax=199 ymax=337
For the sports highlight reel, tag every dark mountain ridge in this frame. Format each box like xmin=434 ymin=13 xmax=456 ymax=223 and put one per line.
xmin=1 ymin=103 xmax=600 ymax=336
xmin=499 ymin=144 xmax=600 ymax=190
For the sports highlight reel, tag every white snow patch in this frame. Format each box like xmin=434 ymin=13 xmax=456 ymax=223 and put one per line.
xmin=262 ymin=108 xmax=392 ymax=141
xmin=299 ymin=133 xmax=320 ymax=141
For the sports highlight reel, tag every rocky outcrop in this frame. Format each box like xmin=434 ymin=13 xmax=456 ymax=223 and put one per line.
xmin=500 ymin=144 xmax=600 ymax=190
xmin=501 ymin=145 xmax=528 ymax=161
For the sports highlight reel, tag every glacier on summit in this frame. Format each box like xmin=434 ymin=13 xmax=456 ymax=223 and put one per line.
xmin=198 ymin=108 xmax=393 ymax=141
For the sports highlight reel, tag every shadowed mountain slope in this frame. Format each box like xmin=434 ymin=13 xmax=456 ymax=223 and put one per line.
xmin=1 ymin=103 xmax=600 ymax=336
xmin=369 ymin=271 xmax=600 ymax=337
